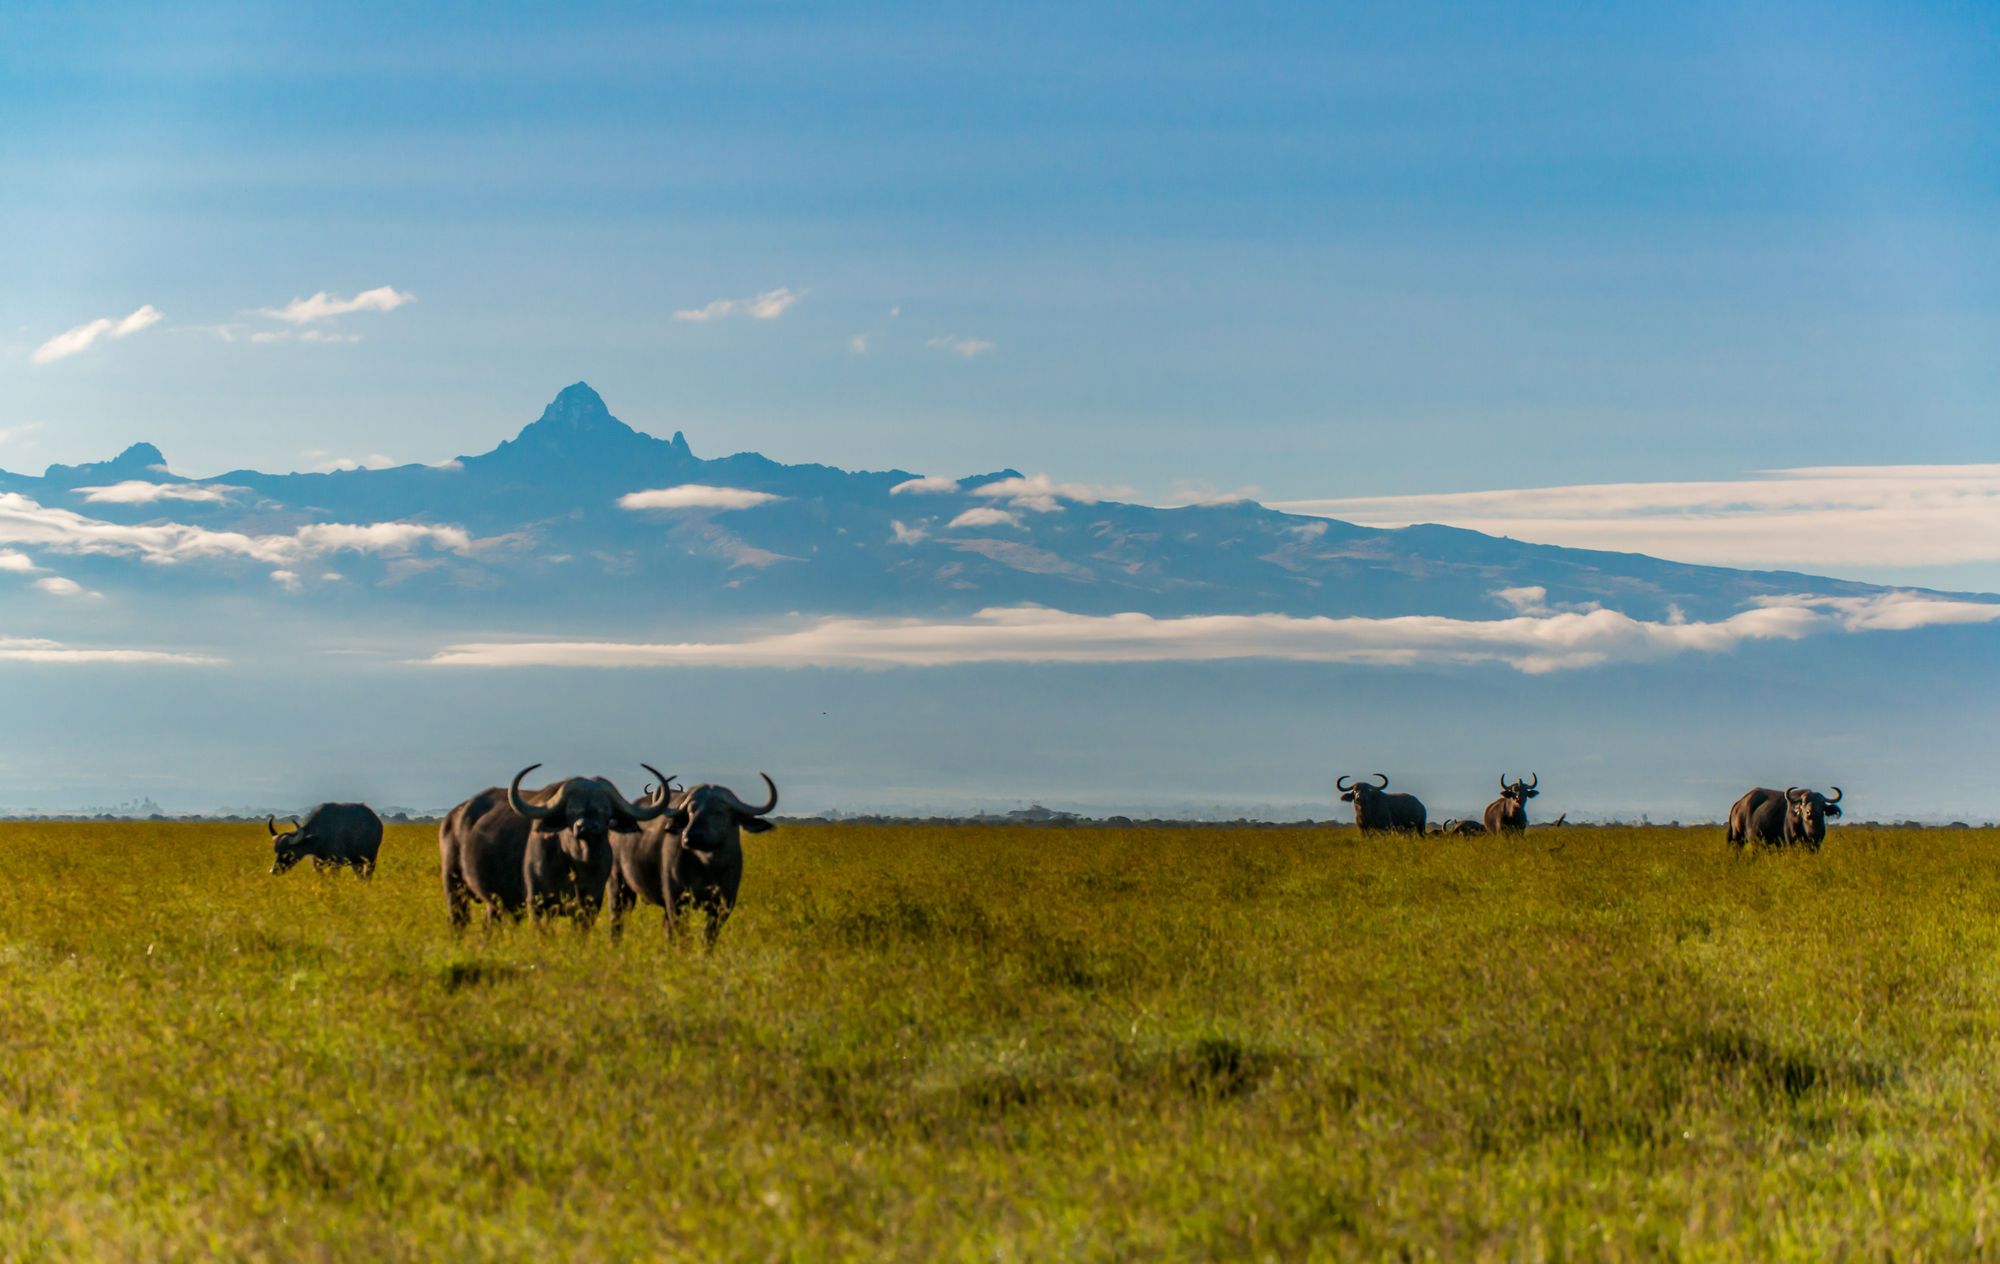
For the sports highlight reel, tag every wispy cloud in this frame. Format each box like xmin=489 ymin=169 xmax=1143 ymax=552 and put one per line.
xmin=617 ymin=485 xmax=782 ymax=512
xmin=973 ymin=474 xmax=1124 ymax=513
xmin=0 ymin=422 xmax=45 ymax=448
xmin=0 ymin=492 xmax=470 ymax=566
xmin=674 ymin=288 xmax=798 ymax=322
xmin=1274 ymin=465 xmax=2000 ymax=572
xmin=421 ymin=592 xmax=2000 ymax=673
xmin=75 ymin=481 xmax=241 ymax=506
xmin=1160 ymin=483 xmax=1261 ymax=508
xmin=0 ymin=635 xmax=221 ymax=666
xmin=890 ymin=519 xmax=928 ymax=545
xmin=849 ymin=334 xmax=868 ymax=354
xmin=304 ymin=451 xmax=396 ymax=473
xmin=890 ymin=475 xmax=961 ymax=496
xmin=259 ymin=286 xmax=413 ymax=325
xmin=926 ymin=335 xmax=994 ymax=357
xmin=32 ymin=576 xmax=92 ymax=598
xmin=948 ymin=506 xmax=1022 ymax=529
xmin=251 ymin=329 xmax=365 ymax=345
xmin=32 ymin=306 xmax=163 ymax=365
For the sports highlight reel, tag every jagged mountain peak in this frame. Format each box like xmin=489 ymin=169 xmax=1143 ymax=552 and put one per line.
xmin=468 ymin=381 xmax=691 ymax=468
xmin=43 ymin=441 xmax=169 ymax=485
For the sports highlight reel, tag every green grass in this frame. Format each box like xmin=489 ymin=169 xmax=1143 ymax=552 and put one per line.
xmin=5 ymin=821 xmax=2000 ymax=1260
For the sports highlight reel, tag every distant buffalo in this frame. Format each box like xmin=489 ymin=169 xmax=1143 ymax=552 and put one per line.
xmin=610 ymin=774 xmax=778 ymax=947
xmin=1727 ymin=785 xmax=1843 ymax=852
xmin=269 ymin=803 xmax=383 ymax=878
xmin=1484 ymin=773 xmax=1539 ymax=834
xmin=1336 ymin=774 xmax=1427 ymax=834
xmin=438 ymin=764 xmax=673 ymax=928
xmin=1438 ymin=819 xmax=1486 ymax=837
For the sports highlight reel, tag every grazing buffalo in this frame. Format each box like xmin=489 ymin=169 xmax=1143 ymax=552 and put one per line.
xmin=1336 ymin=774 xmax=1428 ymax=834
xmin=1483 ymin=772 xmax=1539 ymax=834
xmin=438 ymin=763 xmax=673 ymax=928
xmin=1438 ymin=819 xmax=1486 ymax=837
xmin=609 ymin=774 xmax=778 ymax=947
xmin=268 ymin=803 xmax=383 ymax=877
xmin=1726 ymin=785 xmax=1843 ymax=852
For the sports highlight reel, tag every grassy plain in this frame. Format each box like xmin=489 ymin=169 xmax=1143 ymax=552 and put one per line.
xmin=4 ymin=820 xmax=2000 ymax=1260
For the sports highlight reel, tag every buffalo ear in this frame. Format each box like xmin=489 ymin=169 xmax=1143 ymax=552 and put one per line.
xmin=740 ymin=817 xmax=776 ymax=834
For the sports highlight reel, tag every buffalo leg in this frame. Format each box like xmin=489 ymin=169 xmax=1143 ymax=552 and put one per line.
xmin=442 ymin=865 xmax=472 ymax=931
xmin=607 ymin=874 xmax=636 ymax=943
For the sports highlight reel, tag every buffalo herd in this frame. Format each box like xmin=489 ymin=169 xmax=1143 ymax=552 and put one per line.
xmin=260 ymin=767 xmax=1845 ymax=939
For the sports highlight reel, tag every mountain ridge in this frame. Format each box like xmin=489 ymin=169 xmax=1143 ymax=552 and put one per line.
xmin=2 ymin=383 xmax=1987 ymax=632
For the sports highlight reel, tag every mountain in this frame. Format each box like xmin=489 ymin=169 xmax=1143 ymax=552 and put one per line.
xmin=0 ymin=382 xmax=1977 ymax=631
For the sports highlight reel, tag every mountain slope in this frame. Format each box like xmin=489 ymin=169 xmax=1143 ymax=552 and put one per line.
xmin=0 ymin=383 xmax=1973 ymax=631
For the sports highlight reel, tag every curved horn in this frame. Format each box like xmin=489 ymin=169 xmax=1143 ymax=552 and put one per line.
xmin=1499 ymin=773 xmax=1510 ymax=792
xmin=611 ymin=764 xmax=677 ymax=822
xmin=712 ymin=773 xmax=780 ymax=817
xmin=267 ymin=815 xmax=279 ymax=837
xmin=1785 ymin=786 xmax=1803 ymax=802
xmin=1825 ymin=785 xmax=1841 ymax=805
xmin=1372 ymin=773 xmax=1389 ymax=789
xmin=1525 ymin=772 xmax=1537 ymax=790
xmin=508 ymin=764 xmax=559 ymax=820
xmin=1335 ymin=775 xmax=1353 ymax=792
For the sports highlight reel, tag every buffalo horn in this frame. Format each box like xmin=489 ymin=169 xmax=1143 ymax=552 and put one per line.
xmin=1371 ymin=773 xmax=1389 ymax=789
xmin=1825 ymin=785 xmax=1842 ymax=805
xmin=508 ymin=764 xmax=561 ymax=820
xmin=1335 ymin=775 xmax=1353 ymax=792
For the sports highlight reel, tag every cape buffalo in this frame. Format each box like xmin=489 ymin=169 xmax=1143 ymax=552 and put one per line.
xmin=1439 ymin=819 xmax=1486 ymax=837
xmin=609 ymin=774 xmax=778 ymax=947
xmin=1483 ymin=772 xmax=1539 ymax=834
xmin=268 ymin=803 xmax=383 ymax=877
xmin=1336 ymin=774 xmax=1427 ymax=834
xmin=1726 ymin=785 xmax=1843 ymax=852
xmin=438 ymin=763 xmax=673 ymax=928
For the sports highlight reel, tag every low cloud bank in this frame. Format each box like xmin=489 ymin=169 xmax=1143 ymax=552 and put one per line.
xmin=421 ymin=591 xmax=2000 ymax=674
xmin=1275 ymin=465 xmax=2000 ymax=571
xmin=0 ymin=493 xmax=470 ymax=566
xmin=618 ymin=485 xmax=781 ymax=511
xmin=75 ymin=481 xmax=240 ymax=506
xmin=0 ymin=636 xmax=220 ymax=666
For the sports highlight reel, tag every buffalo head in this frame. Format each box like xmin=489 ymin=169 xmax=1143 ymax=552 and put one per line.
xmin=509 ymin=763 xmax=674 ymax=857
xmin=1784 ymin=785 xmax=1842 ymax=850
xmin=1497 ymin=772 xmax=1539 ymax=803
xmin=268 ymin=815 xmax=306 ymax=874
xmin=668 ymin=773 xmax=779 ymax=857
xmin=1336 ymin=772 xmax=1390 ymax=806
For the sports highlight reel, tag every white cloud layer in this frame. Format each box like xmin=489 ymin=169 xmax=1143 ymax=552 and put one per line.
xmin=75 ymin=481 xmax=240 ymax=506
xmin=617 ymin=485 xmax=782 ymax=512
xmin=260 ymin=286 xmax=413 ymax=325
xmin=32 ymin=576 xmax=90 ymax=597
xmin=674 ymin=288 xmax=798 ymax=322
xmin=32 ymin=306 xmax=163 ymax=364
xmin=0 ymin=492 xmax=470 ymax=566
xmin=1274 ymin=465 xmax=2000 ymax=572
xmin=926 ymin=335 xmax=994 ymax=357
xmin=948 ymin=506 xmax=1022 ymax=529
xmin=974 ymin=473 xmax=1124 ymax=513
xmin=422 ymin=592 xmax=2000 ymax=674
xmin=0 ymin=550 xmax=39 ymax=572
xmin=891 ymin=476 xmax=961 ymax=495
xmin=0 ymin=636 xmax=220 ymax=666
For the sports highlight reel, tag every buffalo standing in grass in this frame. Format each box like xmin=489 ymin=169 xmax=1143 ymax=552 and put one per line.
xmin=268 ymin=803 xmax=383 ymax=878
xmin=1483 ymin=773 xmax=1539 ymax=834
xmin=438 ymin=763 xmax=673 ymax=928
xmin=609 ymin=774 xmax=778 ymax=947
xmin=1726 ymin=785 xmax=1843 ymax=852
xmin=1438 ymin=819 xmax=1486 ymax=837
xmin=1336 ymin=774 xmax=1427 ymax=834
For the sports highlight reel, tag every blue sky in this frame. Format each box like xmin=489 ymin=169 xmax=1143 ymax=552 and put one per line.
xmin=5 ymin=1 xmax=1996 ymax=502
xmin=3 ymin=2 xmax=1999 ymax=818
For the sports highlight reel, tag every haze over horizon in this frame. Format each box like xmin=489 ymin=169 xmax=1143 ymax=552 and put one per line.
xmin=3 ymin=3 xmax=1996 ymax=818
